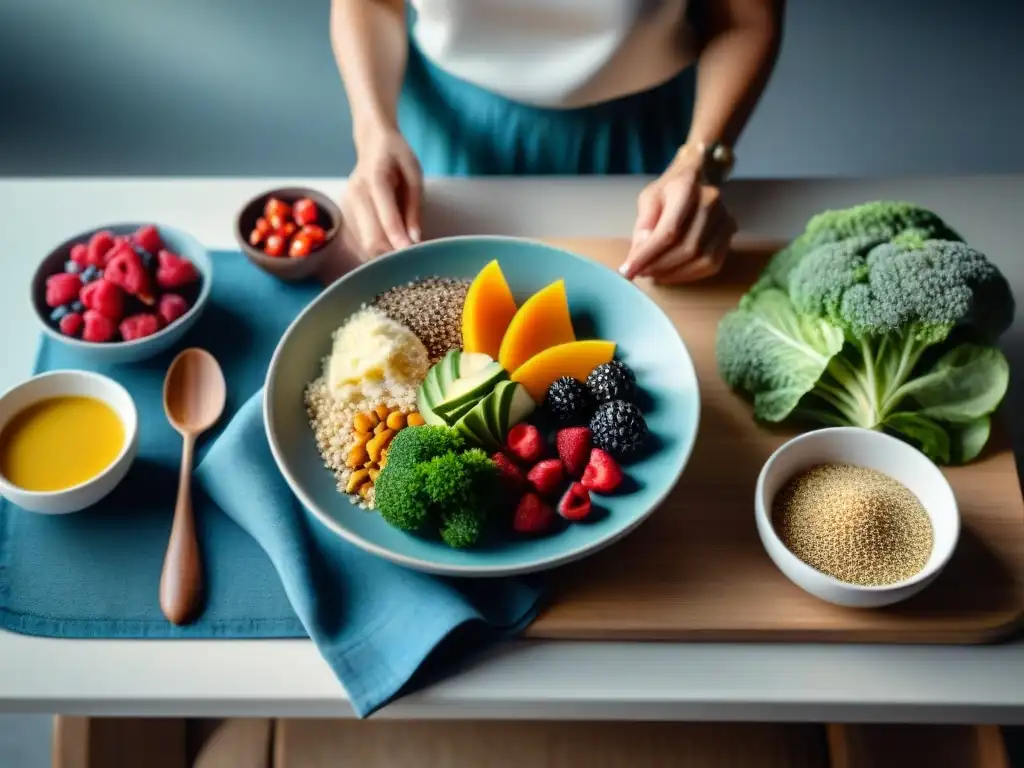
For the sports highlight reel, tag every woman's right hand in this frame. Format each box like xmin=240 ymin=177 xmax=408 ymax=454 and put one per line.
xmin=343 ymin=126 xmax=423 ymax=259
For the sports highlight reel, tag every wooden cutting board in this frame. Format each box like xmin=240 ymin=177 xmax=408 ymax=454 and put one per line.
xmin=525 ymin=238 xmax=1024 ymax=644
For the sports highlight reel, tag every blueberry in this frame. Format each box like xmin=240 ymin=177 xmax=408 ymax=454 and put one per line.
xmin=50 ymin=305 xmax=70 ymax=322
xmin=140 ymin=251 xmax=155 ymax=270
xmin=132 ymin=243 xmax=149 ymax=258
xmin=64 ymin=260 xmax=81 ymax=274
xmin=81 ymin=266 xmax=98 ymax=283
xmin=70 ymin=301 xmax=84 ymax=313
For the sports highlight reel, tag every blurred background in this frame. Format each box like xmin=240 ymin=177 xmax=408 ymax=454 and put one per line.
xmin=2 ymin=0 xmax=1023 ymax=178
xmin=1 ymin=0 xmax=1023 ymax=765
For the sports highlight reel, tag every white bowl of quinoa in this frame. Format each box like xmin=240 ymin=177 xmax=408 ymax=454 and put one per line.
xmin=755 ymin=426 xmax=960 ymax=608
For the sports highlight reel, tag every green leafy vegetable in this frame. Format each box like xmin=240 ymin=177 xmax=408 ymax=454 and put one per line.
xmin=716 ymin=201 xmax=1014 ymax=464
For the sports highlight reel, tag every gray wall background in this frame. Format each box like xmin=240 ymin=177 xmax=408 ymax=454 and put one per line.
xmin=2 ymin=0 xmax=1023 ymax=178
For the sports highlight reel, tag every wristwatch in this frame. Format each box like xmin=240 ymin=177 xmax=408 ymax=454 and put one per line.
xmin=698 ymin=141 xmax=735 ymax=186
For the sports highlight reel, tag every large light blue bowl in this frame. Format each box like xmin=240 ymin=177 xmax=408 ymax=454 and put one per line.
xmin=265 ymin=237 xmax=700 ymax=577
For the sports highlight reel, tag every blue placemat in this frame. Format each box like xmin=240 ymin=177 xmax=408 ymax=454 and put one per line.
xmin=0 ymin=250 xmax=544 ymax=716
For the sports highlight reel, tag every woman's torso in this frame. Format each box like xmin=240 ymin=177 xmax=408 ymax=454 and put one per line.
xmin=408 ymin=0 xmax=696 ymax=108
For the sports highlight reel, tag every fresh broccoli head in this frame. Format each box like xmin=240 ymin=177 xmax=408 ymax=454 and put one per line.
xmin=374 ymin=426 xmax=465 ymax=532
xmin=375 ymin=433 xmax=498 ymax=548
xmin=761 ymin=201 xmax=963 ymax=294
xmin=717 ymin=202 xmax=1014 ymax=464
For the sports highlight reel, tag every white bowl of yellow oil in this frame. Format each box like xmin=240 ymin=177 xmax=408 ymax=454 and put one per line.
xmin=754 ymin=426 xmax=960 ymax=608
xmin=0 ymin=371 xmax=138 ymax=514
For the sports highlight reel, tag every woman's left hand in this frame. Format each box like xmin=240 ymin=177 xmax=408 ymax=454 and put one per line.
xmin=619 ymin=148 xmax=736 ymax=284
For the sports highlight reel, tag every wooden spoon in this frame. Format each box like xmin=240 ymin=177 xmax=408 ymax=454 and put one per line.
xmin=160 ymin=347 xmax=227 ymax=626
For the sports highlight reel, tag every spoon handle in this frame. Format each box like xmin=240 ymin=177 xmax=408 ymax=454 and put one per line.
xmin=160 ymin=433 xmax=204 ymax=626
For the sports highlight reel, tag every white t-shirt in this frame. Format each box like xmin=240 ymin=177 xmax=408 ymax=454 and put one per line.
xmin=409 ymin=0 xmax=696 ymax=108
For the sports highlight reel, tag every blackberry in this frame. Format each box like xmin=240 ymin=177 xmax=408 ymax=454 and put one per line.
xmin=587 ymin=360 xmax=637 ymax=404
xmin=589 ymin=400 xmax=648 ymax=460
xmin=543 ymin=376 xmax=594 ymax=424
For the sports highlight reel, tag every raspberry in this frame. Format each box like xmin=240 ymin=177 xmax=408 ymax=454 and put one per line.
xmin=557 ymin=482 xmax=593 ymax=522
xmin=526 ymin=459 xmax=565 ymax=498
xmin=80 ymin=279 xmax=125 ymax=321
xmin=119 ymin=313 xmax=162 ymax=341
xmin=132 ymin=224 xmax=163 ymax=254
xmin=512 ymin=492 xmax=555 ymax=536
xmin=158 ymin=293 xmax=190 ymax=326
xmin=105 ymin=244 xmax=155 ymax=303
xmin=156 ymin=250 xmax=199 ymax=290
xmin=491 ymin=452 xmax=527 ymax=495
xmin=86 ymin=230 xmax=116 ymax=268
xmin=45 ymin=273 xmax=82 ymax=308
xmin=82 ymin=310 xmax=117 ymax=343
xmin=59 ymin=312 xmax=83 ymax=337
xmin=70 ymin=243 xmax=89 ymax=267
xmin=581 ymin=448 xmax=624 ymax=494
xmin=506 ymin=423 xmax=545 ymax=464
xmin=555 ymin=427 xmax=592 ymax=478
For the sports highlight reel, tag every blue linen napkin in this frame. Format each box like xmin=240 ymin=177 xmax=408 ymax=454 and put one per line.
xmin=195 ymin=392 xmax=544 ymax=719
xmin=0 ymin=249 xmax=544 ymax=718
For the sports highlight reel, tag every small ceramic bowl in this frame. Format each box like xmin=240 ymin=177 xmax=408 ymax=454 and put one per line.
xmin=755 ymin=426 xmax=960 ymax=608
xmin=0 ymin=370 xmax=139 ymax=514
xmin=31 ymin=223 xmax=213 ymax=365
xmin=235 ymin=186 xmax=343 ymax=282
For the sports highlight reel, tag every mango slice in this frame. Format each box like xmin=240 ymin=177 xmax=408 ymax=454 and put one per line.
xmin=461 ymin=260 xmax=518 ymax=359
xmin=498 ymin=280 xmax=575 ymax=374
xmin=511 ymin=340 xmax=616 ymax=401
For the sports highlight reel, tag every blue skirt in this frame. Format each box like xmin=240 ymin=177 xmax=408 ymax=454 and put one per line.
xmin=398 ymin=40 xmax=696 ymax=177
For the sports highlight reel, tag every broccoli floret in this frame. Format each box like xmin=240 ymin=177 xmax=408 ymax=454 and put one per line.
xmin=382 ymin=425 xmax=464 ymax=471
xmin=440 ymin=507 xmax=484 ymax=549
xmin=375 ymin=463 xmax=432 ymax=532
xmin=762 ymin=201 xmax=962 ymax=293
xmin=376 ymin=433 xmax=497 ymax=547
xmin=717 ymin=206 xmax=1014 ymax=465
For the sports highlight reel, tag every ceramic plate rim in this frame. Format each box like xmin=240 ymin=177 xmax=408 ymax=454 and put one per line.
xmin=264 ymin=234 xmax=701 ymax=577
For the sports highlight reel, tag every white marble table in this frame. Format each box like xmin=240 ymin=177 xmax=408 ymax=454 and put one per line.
xmin=1 ymin=176 xmax=1024 ymax=722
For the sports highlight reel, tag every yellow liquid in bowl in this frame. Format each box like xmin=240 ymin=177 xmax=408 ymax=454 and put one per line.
xmin=0 ymin=396 xmax=125 ymax=492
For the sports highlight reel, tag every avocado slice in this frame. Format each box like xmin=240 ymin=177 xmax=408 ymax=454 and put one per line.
xmin=436 ymin=348 xmax=462 ymax=392
xmin=416 ymin=359 xmax=448 ymax=426
xmin=454 ymin=396 xmax=503 ymax=451
xmin=433 ymin=361 xmax=508 ymax=422
xmin=484 ymin=381 xmax=511 ymax=441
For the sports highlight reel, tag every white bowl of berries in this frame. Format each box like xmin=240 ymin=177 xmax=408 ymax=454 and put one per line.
xmin=32 ymin=223 xmax=212 ymax=364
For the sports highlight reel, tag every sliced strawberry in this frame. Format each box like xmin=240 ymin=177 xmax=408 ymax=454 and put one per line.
xmin=45 ymin=273 xmax=82 ymax=308
xmin=80 ymin=279 xmax=125 ymax=321
xmin=581 ymin=448 xmax=624 ymax=494
xmin=512 ymin=492 xmax=555 ymax=535
xmin=119 ymin=313 xmax=162 ymax=341
xmin=86 ymin=230 xmax=116 ymax=267
xmin=557 ymin=482 xmax=593 ymax=522
xmin=506 ymin=423 xmax=545 ymax=464
xmin=82 ymin=310 xmax=117 ymax=343
xmin=156 ymin=250 xmax=199 ymax=289
xmin=526 ymin=458 xmax=565 ymax=498
xmin=491 ymin=452 xmax=527 ymax=494
xmin=132 ymin=224 xmax=163 ymax=254
xmin=556 ymin=427 xmax=592 ymax=478
xmin=59 ymin=312 xmax=83 ymax=337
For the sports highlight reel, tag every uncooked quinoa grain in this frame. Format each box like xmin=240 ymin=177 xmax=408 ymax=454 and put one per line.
xmin=304 ymin=376 xmax=417 ymax=510
xmin=771 ymin=463 xmax=933 ymax=586
xmin=372 ymin=277 xmax=470 ymax=363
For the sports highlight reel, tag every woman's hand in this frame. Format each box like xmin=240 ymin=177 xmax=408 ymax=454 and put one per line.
xmin=343 ymin=127 xmax=423 ymax=259
xmin=619 ymin=147 xmax=736 ymax=284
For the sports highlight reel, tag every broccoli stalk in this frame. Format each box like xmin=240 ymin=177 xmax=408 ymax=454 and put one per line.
xmin=716 ymin=202 xmax=1014 ymax=465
